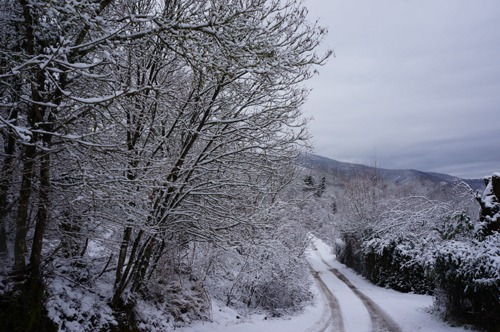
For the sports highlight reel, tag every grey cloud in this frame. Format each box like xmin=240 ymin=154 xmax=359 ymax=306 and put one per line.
xmin=303 ymin=0 xmax=500 ymax=178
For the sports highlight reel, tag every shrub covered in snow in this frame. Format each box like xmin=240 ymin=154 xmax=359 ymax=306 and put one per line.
xmin=46 ymin=277 xmax=117 ymax=332
xmin=136 ymin=279 xmax=211 ymax=329
xmin=362 ymin=209 xmax=474 ymax=294
xmin=432 ymin=234 xmax=500 ymax=329
xmin=349 ymin=174 xmax=500 ymax=330
xmin=194 ymin=202 xmax=313 ymax=317
xmin=363 ymin=235 xmax=434 ymax=294
xmin=475 ymin=173 xmax=500 ymax=237
xmin=335 ymin=233 xmax=366 ymax=274
xmin=431 ymin=174 xmax=500 ymax=330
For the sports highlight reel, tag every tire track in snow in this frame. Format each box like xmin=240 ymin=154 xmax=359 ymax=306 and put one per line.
xmin=310 ymin=243 xmax=402 ymax=332
xmin=308 ymin=265 xmax=345 ymax=332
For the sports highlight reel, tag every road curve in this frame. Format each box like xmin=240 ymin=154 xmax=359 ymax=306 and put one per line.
xmin=309 ymin=243 xmax=402 ymax=332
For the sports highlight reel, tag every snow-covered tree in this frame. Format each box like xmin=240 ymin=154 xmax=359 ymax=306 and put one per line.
xmin=0 ymin=0 xmax=329 ymax=329
xmin=332 ymin=165 xmax=387 ymax=271
xmin=475 ymin=173 xmax=500 ymax=236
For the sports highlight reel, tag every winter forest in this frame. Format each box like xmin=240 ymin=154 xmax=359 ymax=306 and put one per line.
xmin=0 ymin=0 xmax=499 ymax=331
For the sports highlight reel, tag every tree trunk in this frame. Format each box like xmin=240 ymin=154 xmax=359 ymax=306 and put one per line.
xmin=13 ymin=68 xmax=46 ymax=273
xmin=0 ymin=112 xmax=18 ymax=256
xmin=115 ymin=226 xmax=132 ymax=283
xmin=112 ymin=230 xmax=144 ymax=306
xmin=0 ymin=217 xmax=7 ymax=256
xmin=131 ymin=238 xmax=156 ymax=293
xmin=13 ymin=0 xmax=42 ymax=275
xmin=13 ymin=143 xmax=36 ymax=273
xmin=0 ymin=85 xmax=21 ymax=257
xmin=29 ymin=137 xmax=51 ymax=276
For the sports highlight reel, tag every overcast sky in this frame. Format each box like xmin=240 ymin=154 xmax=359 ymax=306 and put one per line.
xmin=302 ymin=0 xmax=500 ymax=179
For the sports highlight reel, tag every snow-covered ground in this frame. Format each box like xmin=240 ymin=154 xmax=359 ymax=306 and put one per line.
xmin=177 ymin=237 xmax=476 ymax=332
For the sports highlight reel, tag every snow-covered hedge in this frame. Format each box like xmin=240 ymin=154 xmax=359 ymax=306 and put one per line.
xmin=432 ymin=234 xmax=500 ymax=328
xmin=363 ymin=236 xmax=434 ymax=294
xmin=361 ymin=174 xmax=500 ymax=329
xmin=431 ymin=174 xmax=500 ymax=329
xmin=361 ymin=209 xmax=475 ymax=294
xmin=335 ymin=233 xmax=366 ymax=274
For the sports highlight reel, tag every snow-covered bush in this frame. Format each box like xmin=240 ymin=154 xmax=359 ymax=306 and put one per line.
xmin=431 ymin=174 xmax=500 ymax=330
xmin=475 ymin=173 xmax=500 ymax=237
xmin=363 ymin=236 xmax=434 ymax=294
xmin=46 ymin=276 xmax=117 ymax=332
xmin=432 ymin=234 xmax=500 ymax=329
xmin=195 ymin=202 xmax=313 ymax=316
xmin=340 ymin=173 xmax=500 ymax=330
xmin=335 ymin=233 xmax=366 ymax=274
xmin=362 ymin=209 xmax=474 ymax=294
xmin=137 ymin=279 xmax=211 ymax=328
xmin=202 ymin=242 xmax=312 ymax=316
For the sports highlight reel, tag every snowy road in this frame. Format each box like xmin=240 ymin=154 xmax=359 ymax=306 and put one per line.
xmin=178 ymin=238 xmax=476 ymax=332
xmin=307 ymin=241 xmax=401 ymax=332
xmin=305 ymin=237 xmax=475 ymax=332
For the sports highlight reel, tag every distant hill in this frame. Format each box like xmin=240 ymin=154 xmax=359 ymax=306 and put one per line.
xmin=298 ymin=153 xmax=485 ymax=192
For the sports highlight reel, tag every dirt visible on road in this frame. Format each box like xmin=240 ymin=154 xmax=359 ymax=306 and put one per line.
xmin=308 ymin=266 xmax=345 ymax=332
